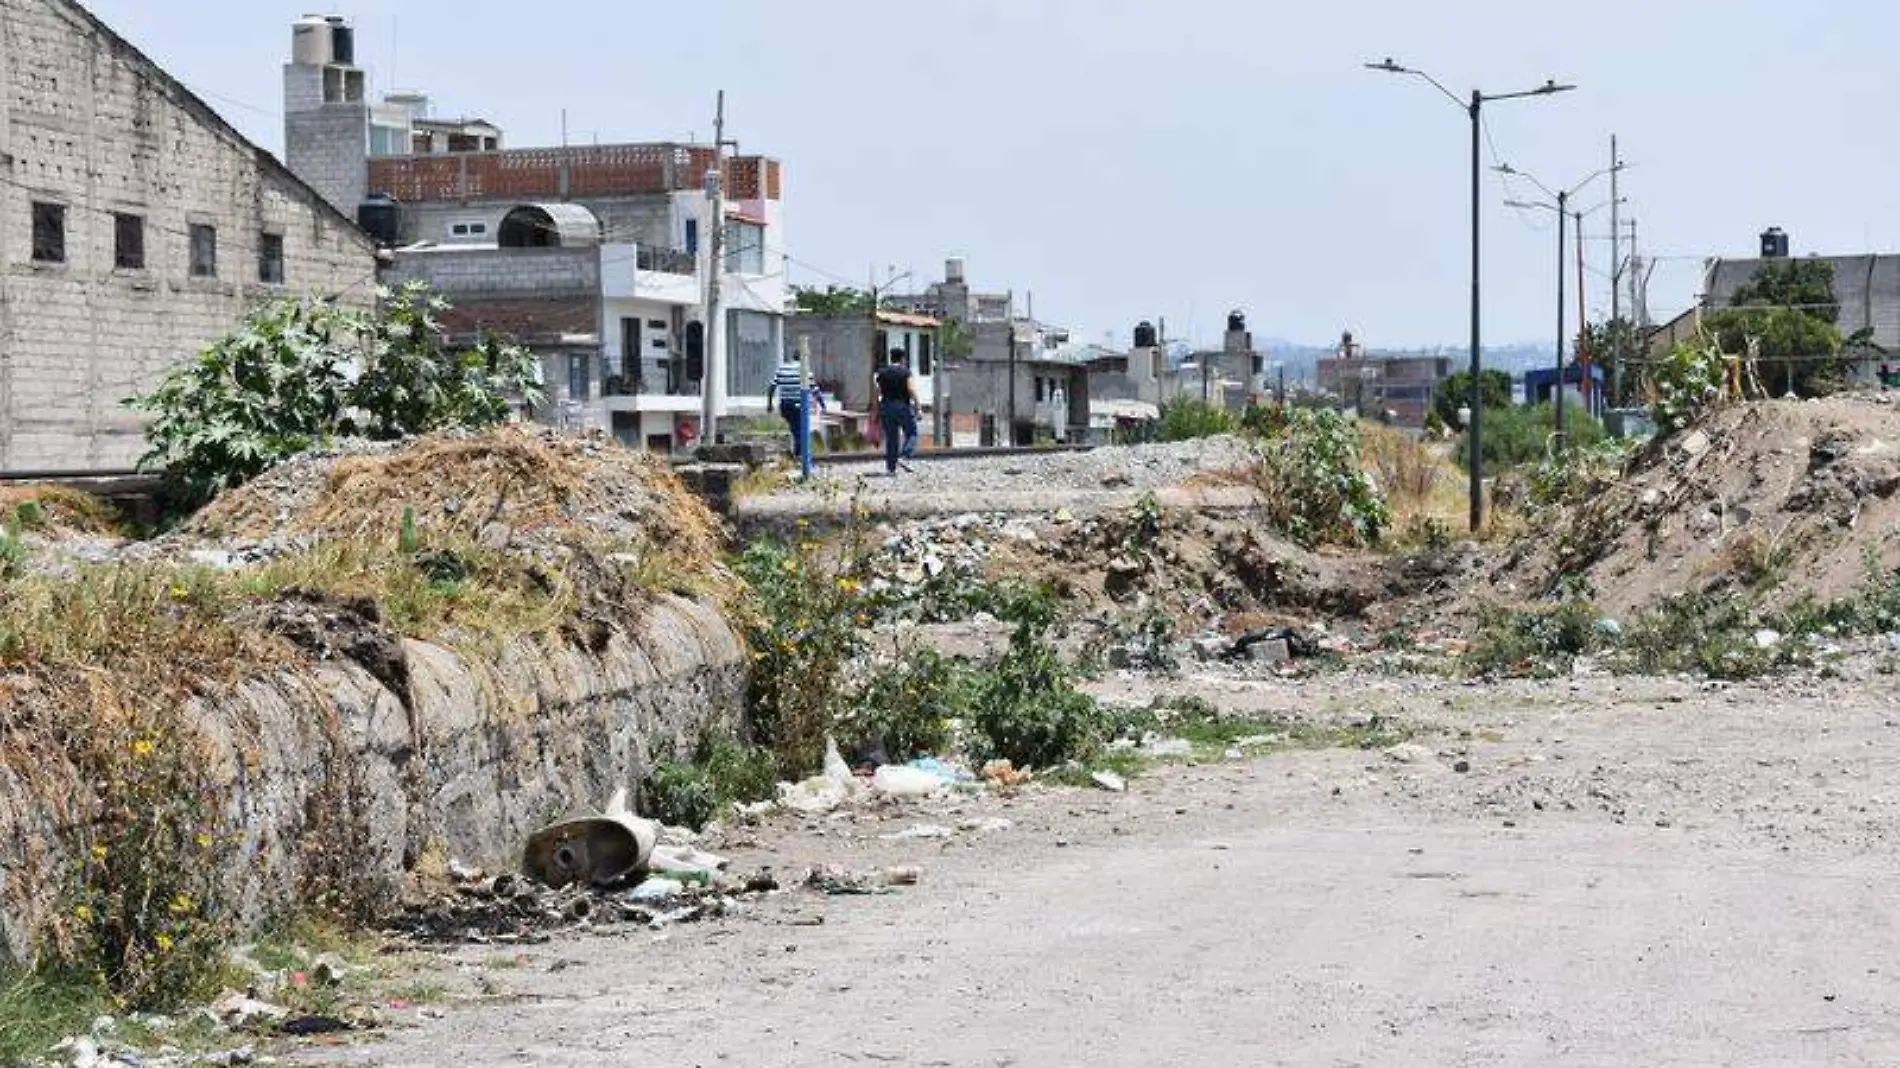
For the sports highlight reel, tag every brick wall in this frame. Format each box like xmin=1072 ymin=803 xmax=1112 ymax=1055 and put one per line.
xmin=0 ymin=0 xmax=378 ymax=472
xmin=367 ymin=146 xmax=781 ymax=204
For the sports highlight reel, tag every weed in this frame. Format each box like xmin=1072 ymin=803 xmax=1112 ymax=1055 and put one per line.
xmin=839 ymin=642 xmax=971 ymax=763
xmin=1618 ymin=593 xmax=1780 ymax=680
xmin=1248 ymin=407 xmax=1390 ymax=547
xmin=1716 ymin=525 xmax=1795 ymax=591
xmin=1157 ymin=399 xmax=1234 ymax=441
xmin=0 ymin=968 xmax=113 ymax=1065
xmin=968 ymin=602 xmax=1102 ymax=770
xmin=642 ymin=731 xmax=779 ymax=830
xmin=1464 ymin=600 xmax=1604 ymax=678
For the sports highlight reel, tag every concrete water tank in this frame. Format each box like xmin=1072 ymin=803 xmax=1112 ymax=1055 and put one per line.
xmin=292 ymin=15 xmax=333 ymax=66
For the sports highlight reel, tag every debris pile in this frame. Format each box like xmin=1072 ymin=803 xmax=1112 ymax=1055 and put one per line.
xmin=1497 ymin=394 xmax=1900 ymax=617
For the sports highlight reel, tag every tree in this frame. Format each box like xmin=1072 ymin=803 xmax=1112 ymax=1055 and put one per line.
xmin=937 ymin=319 xmax=974 ymax=361
xmin=1577 ymin=316 xmax=1644 ymax=406
xmin=1704 ymin=259 xmax=1846 ymax=397
xmin=791 ymin=285 xmax=874 ymax=317
xmin=128 ymin=282 xmax=541 ymax=507
xmin=1431 ymin=369 xmax=1513 ymax=430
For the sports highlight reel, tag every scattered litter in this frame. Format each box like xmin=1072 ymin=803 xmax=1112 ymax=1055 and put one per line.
xmin=1754 ymin=629 xmax=1783 ymax=649
xmin=628 ymin=877 xmax=686 ymax=904
xmin=521 ymin=788 xmax=658 ymax=890
xmin=957 ymin=816 xmax=1015 ymax=835
xmin=805 ymin=864 xmax=921 ymax=895
xmin=211 ymin=991 xmax=289 ymax=1030
xmin=1091 ymin=771 xmax=1128 ymax=793
xmin=871 ymin=764 xmax=945 ymax=799
xmin=280 ymin=1015 xmax=353 ymax=1037
xmin=982 ymin=759 xmax=1034 ymax=787
xmin=778 ymin=738 xmax=864 ymax=814
xmin=905 ymin=756 xmax=974 ymax=784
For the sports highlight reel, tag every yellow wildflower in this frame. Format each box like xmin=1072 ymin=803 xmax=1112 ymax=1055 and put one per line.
xmin=168 ymin=893 xmax=193 ymax=915
xmin=156 ymin=933 xmax=174 ymax=952
xmin=73 ymin=904 xmax=93 ymax=923
xmin=130 ymin=739 xmax=155 ymax=758
xmin=90 ymin=844 xmax=108 ymax=862
xmin=194 ymin=833 xmax=213 ymax=849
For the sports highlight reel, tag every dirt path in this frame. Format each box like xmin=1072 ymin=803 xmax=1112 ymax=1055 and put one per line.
xmin=299 ymin=672 xmax=1900 ymax=1067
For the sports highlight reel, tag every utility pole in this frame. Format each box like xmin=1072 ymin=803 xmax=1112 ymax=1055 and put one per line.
xmin=1575 ymin=207 xmax=1589 ymax=417
xmin=1555 ymin=190 xmax=1568 ymax=449
xmin=699 ymin=90 xmax=726 ymax=444
xmin=1625 ymin=219 xmax=1644 ymax=328
xmin=1608 ymin=135 xmax=1622 ymax=405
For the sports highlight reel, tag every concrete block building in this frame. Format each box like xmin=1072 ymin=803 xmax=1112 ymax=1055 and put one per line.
xmin=0 ymin=0 xmax=379 ymax=473
xmin=283 ymin=16 xmax=787 ymax=451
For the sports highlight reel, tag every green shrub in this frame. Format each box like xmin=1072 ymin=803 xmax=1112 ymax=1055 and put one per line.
xmin=642 ymin=732 xmax=779 ymax=830
xmin=1158 ymin=398 xmax=1233 ymax=441
xmin=1646 ymin=336 xmax=1727 ymax=434
xmin=1464 ymin=600 xmax=1603 ymax=678
xmin=839 ymin=644 xmax=971 ymax=762
xmin=1252 ymin=406 xmax=1389 ymax=547
xmin=968 ymin=602 xmax=1103 ymax=770
xmin=1456 ymin=402 xmax=1605 ymax=474
xmin=127 ymin=282 xmax=541 ymax=509
xmin=1619 ymin=593 xmax=1779 ymax=680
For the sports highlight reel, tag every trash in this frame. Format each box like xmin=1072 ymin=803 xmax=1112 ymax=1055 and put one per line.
xmin=881 ymin=866 xmax=924 ymax=887
xmin=806 ymin=864 xmax=905 ymax=896
xmin=1226 ymin=627 xmax=1316 ymax=661
xmin=905 ymin=756 xmax=973 ymax=784
xmin=1247 ymin=639 xmax=1293 ymax=664
xmin=1595 ymin=617 xmax=1624 ymax=638
xmin=446 ymin=859 xmax=486 ymax=884
xmin=1889 ymin=632 xmax=1900 ymax=652
xmin=280 ymin=1015 xmax=353 ymax=1037
xmin=521 ymin=788 xmax=658 ymax=890
xmin=882 ymin=823 xmax=954 ymax=841
xmin=957 ymin=816 xmax=1014 ymax=834
xmin=778 ymin=737 xmax=864 ymax=814
xmin=211 ymin=991 xmax=290 ymax=1030
xmin=1091 ymin=771 xmax=1128 ymax=793
xmin=198 ymin=1047 xmax=258 ymax=1066
xmin=311 ymin=954 xmax=347 ymax=987
xmin=1679 ymin=428 xmax=1712 ymax=457
xmin=648 ymin=843 xmax=729 ymax=883
xmin=872 ymin=764 xmax=944 ymax=799
xmin=1145 ymin=737 xmax=1193 ymax=758
xmin=628 ymin=877 xmax=686 ymax=904
xmin=1383 ymin=742 xmax=1437 ymax=765
xmin=1753 ymin=629 xmax=1782 ymax=649
xmin=982 ymin=759 xmax=1033 ymax=787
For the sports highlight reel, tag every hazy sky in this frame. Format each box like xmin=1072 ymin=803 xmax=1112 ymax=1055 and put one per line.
xmin=80 ymin=0 xmax=1900 ymax=350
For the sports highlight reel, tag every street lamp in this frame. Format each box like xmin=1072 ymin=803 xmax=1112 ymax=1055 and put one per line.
xmin=1499 ymin=160 xmax=1621 ymax=454
xmin=1365 ymin=59 xmax=1574 ymax=532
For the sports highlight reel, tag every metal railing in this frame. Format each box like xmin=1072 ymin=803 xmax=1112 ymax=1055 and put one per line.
xmin=637 ymin=245 xmax=696 ymax=275
xmin=603 ymin=358 xmax=700 ymax=398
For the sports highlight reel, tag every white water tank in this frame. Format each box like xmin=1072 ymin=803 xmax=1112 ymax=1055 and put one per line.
xmin=292 ymin=15 xmax=332 ymax=66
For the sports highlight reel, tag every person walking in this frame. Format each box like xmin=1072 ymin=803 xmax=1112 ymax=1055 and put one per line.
xmin=874 ymin=348 xmax=919 ymax=474
xmin=768 ymin=352 xmax=823 ymax=459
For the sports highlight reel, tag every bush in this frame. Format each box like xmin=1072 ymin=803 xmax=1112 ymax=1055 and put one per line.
xmin=968 ymin=597 xmax=1103 ymax=770
xmin=642 ymin=732 xmax=779 ymax=830
xmin=1251 ymin=406 xmax=1389 ymax=547
xmin=1464 ymin=600 xmax=1604 ymax=678
xmin=839 ymin=644 xmax=971 ymax=763
xmin=734 ymin=531 xmax=871 ymax=778
xmin=1455 ymin=402 xmax=1605 ymax=474
xmin=1646 ymin=336 xmax=1727 ymax=434
xmin=1619 ymin=593 xmax=1780 ymax=680
xmin=1528 ymin=436 xmax=1638 ymax=509
xmin=127 ymin=282 xmax=540 ymax=509
xmin=1157 ymin=398 xmax=1234 ymax=441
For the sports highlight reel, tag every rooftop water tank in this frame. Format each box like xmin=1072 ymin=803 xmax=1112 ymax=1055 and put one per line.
xmin=326 ymin=16 xmax=355 ymax=66
xmin=1761 ymin=226 xmax=1789 ymax=259
xmin=357 ymin=194 xmax=400 ymax=249
xmin=1133 ymin=321 xmax=1158 ymax=349
xmin=946 ymin=257 xmax=966 ymax=284
xmin=292 ymin=15 xmax=332 ymax=66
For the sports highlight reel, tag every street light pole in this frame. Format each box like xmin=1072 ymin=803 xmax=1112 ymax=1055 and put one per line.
xmin=1366 ymin=59 xmax=1574 ymax=532
xmin=1555 ymin=188 xmax=1567 ymax=450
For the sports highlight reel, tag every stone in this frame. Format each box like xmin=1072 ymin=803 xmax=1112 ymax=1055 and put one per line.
xmin=1452 ymin=759 xmax=1472 ymax=774
xmin=1091 ymin=771 xmax=1128 ymax=793
xmin=1680 ymin=429 xmax=1712 ymax=457
xmin=1248 ymin=639 xmax=1293 ymax=664
xmin=1383 ymin=742 xmax=1437 ymax=765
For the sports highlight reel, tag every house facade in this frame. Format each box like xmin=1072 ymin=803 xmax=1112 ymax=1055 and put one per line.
xmin=784 ymin=309 xmax=941 ymax=441
xmin=0 ymin=0 xmax=379 ymax=473
xmin=283 ymin=16 xmax=787 ymax=451
xmin=1315 ymin=332 xmax=1450 ymax=427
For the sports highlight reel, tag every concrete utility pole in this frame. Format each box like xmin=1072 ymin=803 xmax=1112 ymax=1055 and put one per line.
xmin=1608 ymin=135 xmax=1622 ymax=404
xmin=700 ymin=91 xmax=726 ymax=443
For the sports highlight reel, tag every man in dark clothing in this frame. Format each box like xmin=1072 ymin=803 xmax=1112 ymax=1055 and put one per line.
xmin=873 ymin=348 xmax=918 ymax=474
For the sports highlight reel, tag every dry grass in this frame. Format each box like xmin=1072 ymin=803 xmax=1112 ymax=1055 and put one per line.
xmin=0 ymin=486 xmax=122 ymax=537
xmin=1361 ymin=426 xmax=1471 ymax=549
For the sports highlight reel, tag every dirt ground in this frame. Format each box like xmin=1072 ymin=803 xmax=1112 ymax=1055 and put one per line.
xmin=296 ymin=665 xmax=1900 ymax=1067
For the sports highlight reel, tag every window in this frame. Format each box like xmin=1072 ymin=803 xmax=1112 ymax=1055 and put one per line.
xmin=684 ymin=219 xmax=699 ymax=255
xmin=723 ymin=220 xmax=764 ymax=274
xmin=918 ymin=333 xmax=934 ymax=376
xmin=189 ymin=224 xmax=217 ymax=278
xmin=567 ymin=353 xmax=591 ymax=401
xmin=114 ymin=213 xmax=145 ymax=269
xmin=30 ymin=202 xmax=65 ymax=263
xmin=258 ymin=232 xmax=285 ymax=284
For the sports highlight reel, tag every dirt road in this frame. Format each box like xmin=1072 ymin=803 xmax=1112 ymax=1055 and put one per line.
xmin=302 ymin=671 xmax=1900 ymax=1067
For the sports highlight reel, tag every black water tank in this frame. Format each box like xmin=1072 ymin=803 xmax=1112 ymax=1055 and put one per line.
xmin=1133 ymin=321 xmax=1157 ymax=349
xmin=356 ymin=194 xmax=400 ymax=248
xmin=1761 ymin=227 xmax=1789 ymax=258
xmin=329 ymin=19 xmax=355 ymax=65
xmin=1227 ymin=310 xmax=1246 ymax=334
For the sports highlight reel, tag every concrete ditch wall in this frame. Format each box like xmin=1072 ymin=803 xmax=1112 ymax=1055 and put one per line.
xmin=0 ymin=593 xmax=746 ymax=961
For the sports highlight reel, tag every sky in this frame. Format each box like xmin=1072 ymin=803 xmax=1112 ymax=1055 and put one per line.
xmin=78 ymin=0 xmax=1900 ymax=351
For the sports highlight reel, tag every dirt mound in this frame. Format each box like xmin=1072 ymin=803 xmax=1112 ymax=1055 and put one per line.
xmin=188 ymin=425 xmax=723 ymax=566
xmin=1493 ymin=393 xmax=1900 ymax=617
xmin=0 ymin=485 xmax=121 ymax=537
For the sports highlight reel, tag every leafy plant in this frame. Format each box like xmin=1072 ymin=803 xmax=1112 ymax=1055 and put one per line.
xmin=1431 ymin=370 xmax=1513 ymax=430
xmin=838 ymin=643 xmax=971 ymax=763
xmin=1646 ymin=335 xmax=1728 ymax=434
xmin=1157 ymin=398 xmax=1234 ymax=441
xmin=1251 ymin=406 xmax=1389 ymax=547
xmin=1464 ymin=600 xmax=1604 ymax=678
xmin=127 ymin=282 xmax=541 ymax=509
xmin=968 ymin=589 xmax=1103 ymax=770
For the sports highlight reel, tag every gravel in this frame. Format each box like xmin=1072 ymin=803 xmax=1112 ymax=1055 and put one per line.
xmin=784 ymin=435 xmax=1258 ymax=498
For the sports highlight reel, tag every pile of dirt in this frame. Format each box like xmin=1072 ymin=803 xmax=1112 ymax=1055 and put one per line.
xmin=185 ymin=424 xmax=724 ymax=568
xmin=0 ymin=485 xmax=121 ymax=538
xmin=1491 ymin=393 xmax=1900 ymax=617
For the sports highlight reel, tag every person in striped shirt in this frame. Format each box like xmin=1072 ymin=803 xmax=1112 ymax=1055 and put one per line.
xmin=768 ymin=355 xmax=824 ymax=457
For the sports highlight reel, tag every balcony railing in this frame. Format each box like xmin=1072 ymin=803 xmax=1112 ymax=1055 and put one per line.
xmin=637 ymin=245 xmax=697 ymax=275
xmin=603 ymin=357 xmax=700 ymax=398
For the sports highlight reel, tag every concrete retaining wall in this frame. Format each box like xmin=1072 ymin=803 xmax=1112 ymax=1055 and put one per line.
xmin=0 ymin=592 xmax=746 ymax=961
